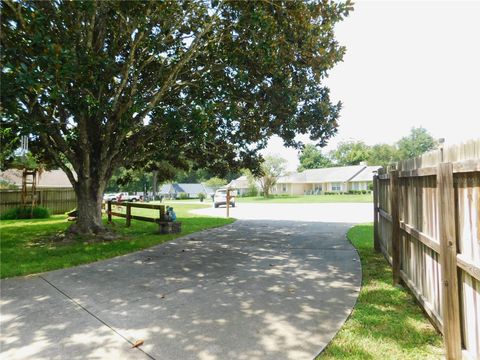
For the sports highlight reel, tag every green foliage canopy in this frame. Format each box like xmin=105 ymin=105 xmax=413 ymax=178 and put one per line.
xmin=298 ymin=144 xmax=333 ymax=171
xmin=1 ymin=0 xmax=352 ymax=233
xmin=330 ymin=141 xmax=370 ymax=166
xmin=366 ymin=144 xmax=398 ymax=168
xmin=397 ymin=127 xmax=438 ymax=160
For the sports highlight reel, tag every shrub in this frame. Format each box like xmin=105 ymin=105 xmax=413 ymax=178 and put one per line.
xmin=244 ymin=184 xmax=259 ymax=197
xmin=1 ymin=206 xmax=50 ymax=220
xmin=0 ymin=180 xmax=18 ymax=190
xmin=178 ymin=192 xmax=189 ymax=200
xmin=198 ymin=192 xmax=206 ymax=201
xmin=361 ymin=190 xmax=367 ymax=194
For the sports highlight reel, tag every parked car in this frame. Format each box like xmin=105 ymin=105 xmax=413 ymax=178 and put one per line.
xmin=103 ymin=193 xmax=140 ymax=202
xmin=103 ymin=193 xmax=118 ymax=202
xmin=213 ymin=188 xmax=236 ymax=208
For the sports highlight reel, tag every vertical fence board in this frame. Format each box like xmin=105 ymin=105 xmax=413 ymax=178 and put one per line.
xmin=438 ymin=163 xmax=462 ymax=359
xmin=373 ymin=175 xmax=380 ymax=252
xmin=390 ymin=170 xmax=401 ymax=285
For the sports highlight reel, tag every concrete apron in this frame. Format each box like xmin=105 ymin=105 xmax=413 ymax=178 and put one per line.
xmin=1 ymin=220 xmax=361 ymax=360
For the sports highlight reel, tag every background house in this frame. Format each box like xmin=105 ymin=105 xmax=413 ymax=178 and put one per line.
xmin=348 ymin=166 xmax=381 ymax=191
xmin=0 ymin=169 xmax=76 ymax=214
xmin=159 ymin=183 xmax=208 ymax=199
xmin=0 ymin=169 xmax=73 ymax=189
xmin=227 ymin=176 xmax=251 ymax=196
xmin=270 ymin=165 xmax=380 ymax=195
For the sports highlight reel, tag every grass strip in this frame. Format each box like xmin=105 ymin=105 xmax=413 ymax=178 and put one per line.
xmin=319 ymin=224 xmax=443 ymax=359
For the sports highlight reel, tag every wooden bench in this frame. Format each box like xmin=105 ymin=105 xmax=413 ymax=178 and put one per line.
xmin=106 ymin=201 xmax=181 ymax=234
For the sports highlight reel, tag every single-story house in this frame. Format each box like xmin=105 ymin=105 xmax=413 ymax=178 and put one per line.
xmin=159 ymin=183 xmax=208 ymax=198
xmin=270 ymin=165 xmax=381 ymax=195
xmin=348 ymin=166 xmax=382 ymax=191
xmin=0 ymin=169 xmax=73 ymax=189
xmin=227 ymin=175 xmax=258 ymax=196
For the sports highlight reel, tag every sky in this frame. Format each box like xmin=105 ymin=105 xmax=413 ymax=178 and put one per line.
xmin=262 ymin=0 xmax=480 ymax=171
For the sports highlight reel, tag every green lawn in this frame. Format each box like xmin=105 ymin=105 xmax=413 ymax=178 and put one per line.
xmin=318 ymin=224 xmax=443 ymax=359
xmin=238 ymin=193 xmax=373 ymax=203
xmin=0 ymin=203 xmax=234 ymax=279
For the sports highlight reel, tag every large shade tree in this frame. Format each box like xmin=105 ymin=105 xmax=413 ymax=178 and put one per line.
xmin=1 ymin=0 xmax=352 ymax=235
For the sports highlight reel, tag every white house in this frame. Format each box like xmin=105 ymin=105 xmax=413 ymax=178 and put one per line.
xmin=270 ymin=165 xmax=381 ymax=195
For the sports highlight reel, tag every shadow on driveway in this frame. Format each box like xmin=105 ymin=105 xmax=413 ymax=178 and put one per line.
xmin=1 ymin=220 xmax=361 ymax=360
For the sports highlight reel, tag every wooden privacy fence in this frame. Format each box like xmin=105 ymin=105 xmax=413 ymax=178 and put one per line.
xmin=373 ymin=140 xmax=480 ymax=360
xmin=0 ymin=187 xmax=76 ymax=215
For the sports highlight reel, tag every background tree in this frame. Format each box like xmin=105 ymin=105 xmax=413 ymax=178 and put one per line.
xmin=1 ymin=0 xmax=352 ymax=236
xmin=297 ymin=144 xmax=333 ymax=171
xmin=367 ymin=144 xmax=399 ymax=168
xmin=105 ymin=168 xmax=152 ymax=193
xmin=0 ymin=127 xmax=20 ymax=170
xmin=203 ymin=177 xmax=228 ymax=191
xmin=397 ymin=127 xmax=438 ymax=160
xmin=330 ymin=141 xmax=370 ymax=166
xmin=258 ymin=155 xmax=287 ymax=198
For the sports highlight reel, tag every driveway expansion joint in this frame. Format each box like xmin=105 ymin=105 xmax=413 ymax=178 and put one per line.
xmin=39 ymin=275 xmax=156 ymax=360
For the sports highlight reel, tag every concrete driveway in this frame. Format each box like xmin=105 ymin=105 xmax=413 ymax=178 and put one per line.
xmin=1 ymin=203 xmax=365 ymax=360
xmin=192 ymin=202 xmax=372 ymax=223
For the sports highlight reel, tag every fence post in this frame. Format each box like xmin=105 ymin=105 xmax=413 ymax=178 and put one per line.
xmin=107 ymin=201 xmax=112 ymax=223
xmin=373 ymin=175 xmax=380 ymax=252
xmin=389 ymin=169 xmax=401 ymax=285
xmin=437 ymin=162 xmax=462 ymax=359
xmin=159 ymin=205 xmax=165 ymax=220
xmin=126 ymin=203 xmax=131 ymax=227
xmin=226 ymin=189 xmax=230 ymax=218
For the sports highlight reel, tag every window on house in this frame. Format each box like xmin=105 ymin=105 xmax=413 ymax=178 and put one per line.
xmin=332 ymin=182 xmax=341 ymax=191
xmin=282 ymin=185 xmax=287 ymax=192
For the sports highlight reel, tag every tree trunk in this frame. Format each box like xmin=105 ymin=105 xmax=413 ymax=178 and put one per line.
xmin=263 ymin=185 xmax=270 ymax=198
xmin=68 ymin=178 xmax=107 ymax=236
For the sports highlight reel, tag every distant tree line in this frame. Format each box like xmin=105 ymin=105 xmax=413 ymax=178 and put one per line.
xmin=298 ymin=127 xmax=439 ymax=170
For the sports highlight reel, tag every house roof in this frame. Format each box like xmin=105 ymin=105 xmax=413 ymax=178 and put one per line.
xmin=350 ymin=166 xmax=381 ymax=182
xmin=178 ymin=183 xmax=206 ymax=194
xmin=277 ymin=165 xmax=367 ymax=184
xmin=159 ymin=184 xmax=172 ymax=194
xmin=0 ymin=169 xmax=73 ymax=188
xmin=229 ymin=175 xmax=249 ymax=189
xmin=159 ymin=183 xmax=206 ymax=194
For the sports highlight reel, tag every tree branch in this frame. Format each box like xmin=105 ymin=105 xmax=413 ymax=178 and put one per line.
xmin=133 ymin=1 xmax=225 ymax=123
xmin=38 ymin=135 xmax=78 ymax=190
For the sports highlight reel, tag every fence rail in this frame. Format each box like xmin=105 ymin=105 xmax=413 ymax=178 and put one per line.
xmin=373 ymin=139 xmax=480 ymax=360
xmin=106 ymin=201 xmax=165 ymax=226
xmin=0 ymin=188 xmax=76 ymax=215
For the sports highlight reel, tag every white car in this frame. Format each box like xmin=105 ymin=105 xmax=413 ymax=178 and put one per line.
xmin=103 ymin=193 xmax=118 ymax=201
xmin=214 ymin=189 xmax=236 ymax=208
xmin=103 ymin=193 xmax=140 ymax=202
